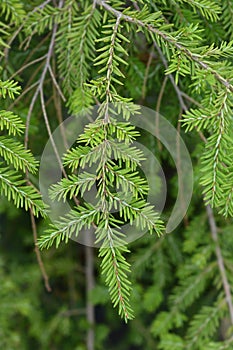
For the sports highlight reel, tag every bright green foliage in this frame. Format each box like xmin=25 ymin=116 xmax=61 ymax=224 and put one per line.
xmin=39 ymin=116 xmax=164 ymax=321
xmin=0 ymin=80 xmax=21 ymax=99
xmin=0 ymin=110 xmax=24 ymax=135
xmin=56 ymin=2 xmax=101 ymax=95
xmin=0 ymin=40 xmax=45 ymax=216
xmin=176 ymin=0 xmax=221 ymax=21
xmin=0 ymin=3 xmax=45 ymax=217
xmin=0 ymin=136 xmax=37 ymax=173
xmin=0 ymin=104 xmax=45 ymax=217
xmin=39 ymin=5 xmax=165 ymax=321
xmin=23 ymin=3 xmax=63 ymax=35
xmin=2 ymin=0 xmax=233 ymax=348
xmin=0 ymin=21 xmax=9 ymax=57
xmin=0 ymin=0 xmax=26 ymax=24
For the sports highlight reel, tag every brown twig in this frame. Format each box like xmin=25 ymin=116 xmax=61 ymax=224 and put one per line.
xmin=155 ymin=75 xmax=168 ymax=151
xmin=9 ymin=81 xmax=39 ymax=109
xmin=24 ymin=8 xmax=61 ymax=149
xmin=84 ymin=235 xmax=95 ymax=350
xmin=206 ymin=204 xmax=233 ymax=325
xmin=22 ymin=33 xmax=51 ymax=66
xmin=22 ymin=0 xmax=64 ymax=295
xmin=24 ymin=62 xmax=47 ymax=97
xmin=48 ymin=64 xmax=66 ymax=102
xmin=176 ymin=110 xmax=189 ymax=227
xmin=30 ymin=209 xmax=51 ymax=292
xmin=40 ymin=89 xmax=65 ymax=174
xmin=152 ymin=42 xmax=191 ymax=224
xmin=9 ymin=55 xmax=47 ymax=81
xmin=141 ymin=50 xmax=154 ymax=101
xmin=180 ymin=91 xmax=202 ymax=108
xmin=51 ymin=58 xmax=68 ymax=149
xmin=132 ymin=1 xmax=140 ymax=11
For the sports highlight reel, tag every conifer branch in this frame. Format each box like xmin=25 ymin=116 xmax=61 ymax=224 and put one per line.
xmin=3 ymin=0 xmax=54 ymax=60
xmin=98 ymin=218 xmax=133 ymax=322
xmin=17 ymin=0 xmax=65 ymax=303
xmin=153 ymin=40 xmax=208 ymax=143
xmin=104 ymin=14 xmax=122 ymax=122
xmin=24 ymin=0 xmax=64 ymax=149
xmin=19 ymin=8 xmax=97 ymax=343
xmin=96 ymin=0 xmax=233 ymax=93
xmin=186 ymin=298 xmax=226 ymax=349
xmin=39 ymin=88 xmax=64 ymax=174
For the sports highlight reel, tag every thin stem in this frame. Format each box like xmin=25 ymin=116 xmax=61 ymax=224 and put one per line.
xmin=30 ymin=209 xmax=51 ymax=292
xmin=51 ymin=59 xmax=69 ymax=149
xmin=155 ymin=75 xmax=168 ymax=151
xmin=84 ymin=235 xmax=95 ymax=350
xmin=104 ymin=14 xmax=122 ymax=122
xmin=132 ymin=1 xmax=140 ymax=11
xmin=24 ymin=61 xmax=46 ymax=95
xmin=180 ymin=92 xmax=202 ymax=108
xmin=176 ymin=110 xmax=189 ymax=226
xmin=21 ymin=33 xmax=50 ymax=66
xmin=206 ymin=204 xmax=233 ymax=325
xmin=25 ymin=0 xmax=64 ymax=149
xmin=153 ymin=41 xmax=188 ymax=112
xmin=9 ymin=55 xmax=48 ymax=81
xmin=20 ymin=0 xmax=64 ymax=296
xmin=156 ymin=75 xmax=168 ymax=115
xmin=9 ymin=81 xmax=39 ymax=109
xmin=40 ymin=89 xmax=65 ymax=175
xmin=141 ymin=50 xmax=154 ymax=101
xmin=48 ymin=64 xmax=66 ymax=102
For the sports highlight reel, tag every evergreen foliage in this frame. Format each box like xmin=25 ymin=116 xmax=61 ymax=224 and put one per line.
xmin=0 ymin=83 xmax=45 ymax=215
xmin=2 ymin=0 xmax=233 ymax=348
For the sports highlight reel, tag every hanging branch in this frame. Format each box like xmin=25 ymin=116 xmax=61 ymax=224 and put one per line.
xmin=30 ymin=210 xmax=51 ymax=292
xmin=3 ymin=0 xmax=54 ymax=61
xmin=96 ymin=0 xmax=233 ymax=93
xmin=206 ymin=204 xmax=233 ymax=325
xmin=22 ymin=0 xmax=64 ymax=298
xmin=24 ymin=0 xmax=64 ymax=149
